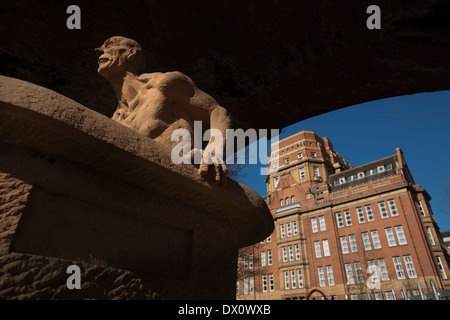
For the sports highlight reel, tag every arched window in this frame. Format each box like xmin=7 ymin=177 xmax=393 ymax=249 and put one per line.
xmin=286 ymin=197 xmax=290 ymax=206
xmin=280 ymin=199 xmax=284 ymax=207
xmin=291 ymin=196 xmax=296 ymax=203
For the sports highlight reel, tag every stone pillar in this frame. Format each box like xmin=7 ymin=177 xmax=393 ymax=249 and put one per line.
xmin=0 ymin=76 xmax=273 ymax=299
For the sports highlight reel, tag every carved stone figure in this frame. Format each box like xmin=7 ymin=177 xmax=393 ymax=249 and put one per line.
xmin=95 ymin=36 xmax=232 ymax=184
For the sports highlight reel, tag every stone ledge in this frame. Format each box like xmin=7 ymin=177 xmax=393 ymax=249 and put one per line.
xmin=0 ymin=75 xmax=274 ymax=248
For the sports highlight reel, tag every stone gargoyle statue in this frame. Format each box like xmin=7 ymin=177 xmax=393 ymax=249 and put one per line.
xmin=95 ymin=36 xmax=232 ymax=185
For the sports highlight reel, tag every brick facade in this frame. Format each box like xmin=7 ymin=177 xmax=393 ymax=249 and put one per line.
xmin=237 ymin=131 xmax=450 ymax=300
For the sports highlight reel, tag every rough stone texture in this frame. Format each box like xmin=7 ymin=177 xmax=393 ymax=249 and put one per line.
xmin=0 ymin=76 xmax=274 ymax=299
xmin=1 ymin=1 xmax=450 ymax=131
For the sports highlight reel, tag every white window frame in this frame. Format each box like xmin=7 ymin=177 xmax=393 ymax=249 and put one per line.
xmin=262 ymin=275 xmax=267 ymax=292
xmin=344 ymin=210 xmax=352 ymax=226
xmin=371 ymin=230 xmax=382 ymax=249
xmin=387 ymin=199 xmax=399 ymax=216
xmin=314 ymin=241 xmax=322 ymax=258
xmin=288 ymin=245 xmax=294 ymax=261
xmin=340 ymin=236 xmax=349 ymax=254
xmin=295 ymin=244 xmax=301 ymax=260
xmin=335 ymin=212 xmax=344 ymax=228
xmin=357 ymin=207 xmax=365 ymax=224
xmin=323 ymin=239 xmax=330 ymax=257
xmin=326 ymin=265 xmax=335 ymax=286
xmin=297 ymin=269 xmax=303 ymax=288
xmin=403 ymin=255 xmax=417 ymax=278
xmin=311 ymin=218 xmax=318 ymax=233
xmin=267 ymin=250 xmax=273 ymax=266
xmin=260 ymin=251 xmax=266 ymax=267
xmin=313 ymin=166 xmax=320 ymax=177
xmin=395 ymin=225 xmax=407 ymax=245
xmin=349 ymin=234 xmax=358 ymax=253
xmin=345 ymin=263 xmax=355 ymax=284
xmin=319 ymin=216 xmax=326 ymax=231
xmin=426 ymin=227 xmax=436 ymax=245
xmin=378 ymin=202 xmax=389 ymax=219
xmin=385 ymin=227 xmax=397 ymax=247
xmin=293 ymin=221 xmax=298 ymax=235
xmin=378 ymin=259 xmax=389 ymax=281
xmin=286 ymin=222 xmax=292 ymax=237
xmin=282 ymin=246 xmax=287 ymax=262
xmin=280 ymin=224 xmax=285 ymax=238
xmin=284 ymin=271 xmax=290 ymax=290
xmin=299 ymin=167 xmax=305 ymax=179
xmin=362 ymin=232 xmax=372 ymax=251
xmin=392 ymin=257 xmax=406 ymax=280
xmin=365 ymin=205 xmax=375 ymax=221
xmin=318 ymin=267 xmax=326 ymax=287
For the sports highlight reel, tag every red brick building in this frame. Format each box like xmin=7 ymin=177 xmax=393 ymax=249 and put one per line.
xmin=236 ymin=131 xmax=450 ymax=300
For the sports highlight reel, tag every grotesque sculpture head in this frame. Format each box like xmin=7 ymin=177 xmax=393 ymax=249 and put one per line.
xmin=95 ymin=36 xmax=145 ymax=80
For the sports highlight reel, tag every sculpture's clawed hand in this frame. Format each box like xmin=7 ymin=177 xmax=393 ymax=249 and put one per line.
xmin=199 ymin=160 xmax=228 ymax=187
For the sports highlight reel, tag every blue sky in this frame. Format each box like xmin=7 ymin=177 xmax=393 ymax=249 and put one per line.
xmin=237 ymin=90 xmax=450 ymax=231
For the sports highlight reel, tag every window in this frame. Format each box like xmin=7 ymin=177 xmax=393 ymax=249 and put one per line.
xmin=274 ymin=176 xmax=279 ymax=187
xmin=313 ymin=166 xmax=320 ymax=177
xmin=291 ymin=196 xmax=296 ymax=204
xmin=365 ymin=205 xmax=375 ymax=221
xmin=318 ymin=267 xmax=326 ymax=287
xmin=297 ymin=269 xmax=304 ymax=288
xmin=261 ymin=251 xmax=266 ymax=267
xmin=299 ymin=167 xmax=305 ymax=179
xmin=326 ymin=266 xmax=335 ymax=286
xmin=371 ymin=230 xmax=382 ymax=249
xmin=344 ymin=210 xmax=352 ymax=226
xmin=262 ymin=275 xmax=267 ymax=292
xmin=314 ymin=241 xmax=322 ymax=258
xmin=280 ymin=199 xmax=284 ymax=207
xmin=285 ymin=158 xmax=290 ymax=164
xmin=319 ymin=216 xmax=326 ymax=231
xmin=249 ymin=254 xmax=254 ymax=269
xmin=297 ymin=153 xmax=303 ymax=159
xmin=395 ymin=226 xmax=407 ymax=245
xmin=293 ymin=221 xmax=298 ymax=235
xmin=236 ymin=279 xmax=239 ymax=295
xmin=323 ymin=240 xmax=330 ymax=257
xmin=403 ymin=255 xmax=417 ymax=278
xmin=349 ymin=234 xmax=358 ymax=253
xmin=418 ymin=201 xmax=426 ymax=216
xmin=392 ymin=257 xmax=406 ymax=279
xmin=249 ymin=277 xmax=254 ymax=294
xmin=362 ymin=232 xmax=372 ymax=251
xmin=291 ymin=270 xmax=297 ymax=289
xmin=284 ymin=271 xmax=290 ymax=289
xmin=385 ymin=291 xmax=394 ymax=300
xmin=345 ymin=263 xmax=355 ymax=284
xmin=426 ymin=227 xmax=436 ymax=245
xmin=286 ymin=197 xmax=290 ymax=206
xmin=367 ymin=260 xmax=379 ymax=284
xmin=280 ymin=224 xmax=285 ymax=238
xmin=311 ymin=152 xmax=317 ymax=157
xmin=243 ymin=255 xmax=248 ymax=269
xmin=340 ymin=236 xmax=349 ymax=254
xmin=282 ymin=246 xmax=287 ymax=262
xmin=437 ymin=256 xmax=448 ymax=279
xmin=288 ymin=245 xmax=294 ymax=261
xmin=267 ymin=235 xmax=271 ymax=243
xmin=272 ymin=162 xmax=278 ymax=169
xmin=354 ymin=262 xmax=364 ymax=283
xmin=378 ymin=202 xmax=388 ymax=219
xmin=357 ymin=207 xmax=365 ymax=223
xmin=244 ymin=277 xmax=248 ymax=294
xmin=295 ymin=244 xmax=301 ymax=260
xmin=311 ymin=218 xmax=318 ymax=233
xmin=374 ymin=292 xmax=384 ymax=300
xmin=286 ymin=222 xmax=292 ymax=237
xmin=336 ymin=212 xmax=344 ymax=228
xmin=269 ymin=274 xmax=274 ymax=291
xmin=385 ymin=227 xmax=397 ymax=247
xmin=387 ymin=199 xmax=399 ymax=216
xmin=267 ymin=250 xmax=273 ymax=265
xmin=378 ymin=259 xmax=389 ymax=281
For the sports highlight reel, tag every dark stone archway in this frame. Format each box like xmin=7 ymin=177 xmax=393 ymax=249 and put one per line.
xmin=1 ymin=0 xmax=450 ymax=130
